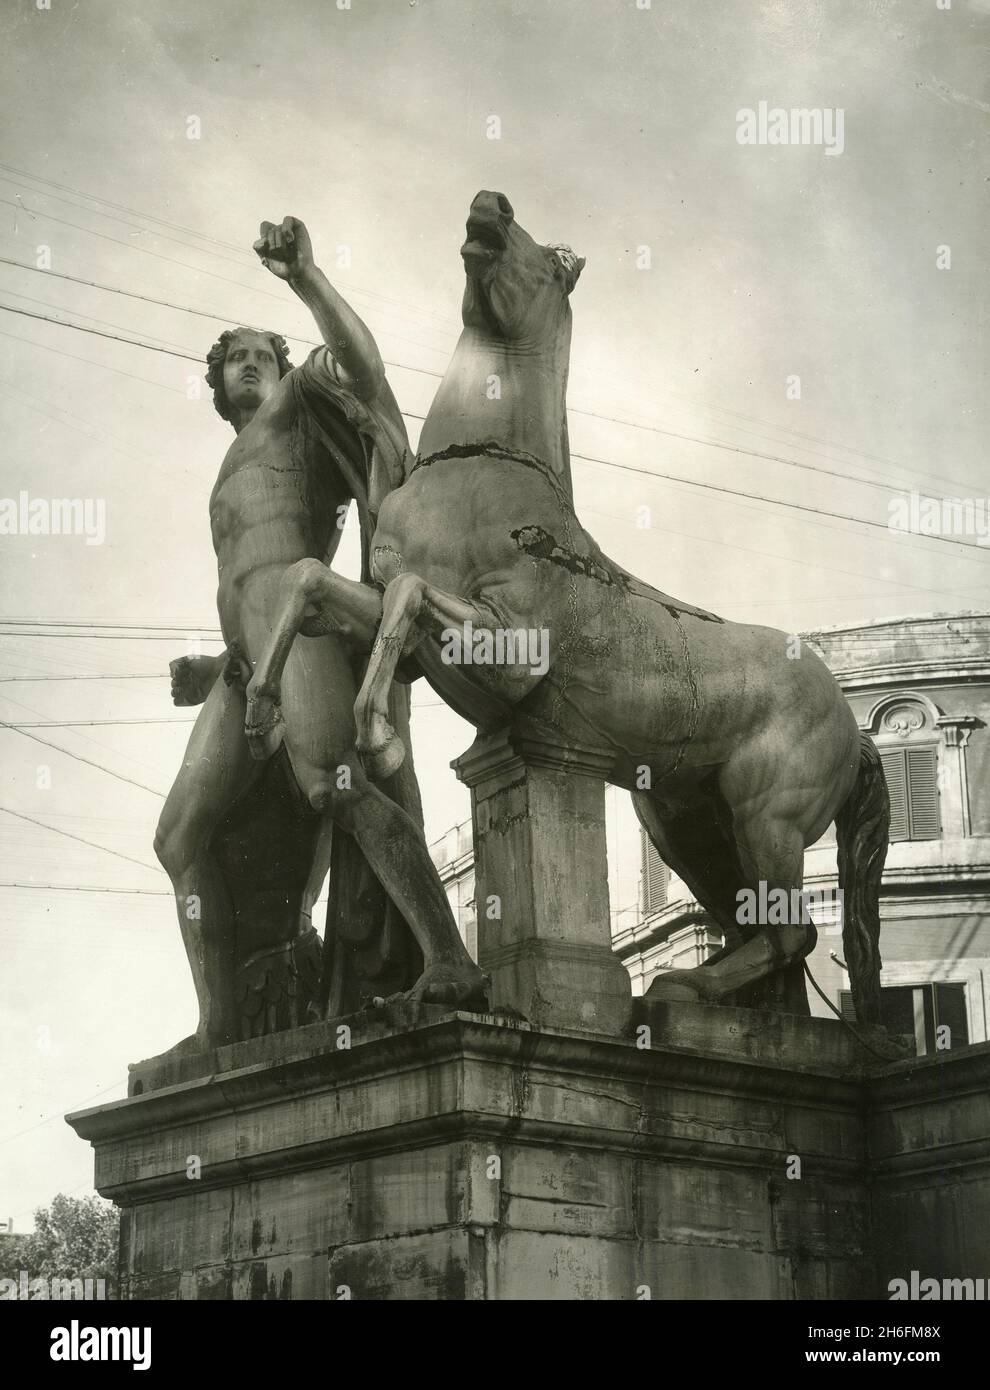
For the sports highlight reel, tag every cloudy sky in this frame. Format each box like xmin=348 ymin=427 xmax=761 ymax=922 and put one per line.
xmin=0 ymin=0 xmax=987 ymax=1228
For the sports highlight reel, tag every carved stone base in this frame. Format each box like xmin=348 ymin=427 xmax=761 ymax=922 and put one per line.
xmin=66 ymin=1008 xmax=990 ymax=1300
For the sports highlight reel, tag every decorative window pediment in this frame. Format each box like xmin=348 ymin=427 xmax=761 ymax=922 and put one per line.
xmin=880 ymin=701 xmax=930 ymax=739
xmin=858 ymin=695 xmax=980 ymax=842
xmin=861 ymin=693 xmax=940 ymax=740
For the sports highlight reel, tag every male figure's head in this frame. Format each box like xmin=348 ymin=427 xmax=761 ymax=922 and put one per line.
xmin=205 ymin=327 xmax=292 ymax=428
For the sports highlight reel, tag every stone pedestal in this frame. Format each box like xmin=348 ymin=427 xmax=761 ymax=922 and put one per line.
xmin=451 ymin=728 xmax=632 ymax=1035
xmin=65 ymin=1007 xmax=990 ymax=1300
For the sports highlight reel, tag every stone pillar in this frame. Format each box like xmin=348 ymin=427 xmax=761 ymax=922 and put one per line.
xmin=936 ymin=715 xmax=978 ymax=839
xmin=451 ymin=728 xmax=632 ymax=1035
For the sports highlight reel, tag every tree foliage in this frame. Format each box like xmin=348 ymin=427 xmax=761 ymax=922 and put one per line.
xmin=0 ymin=1194 xmax=119 ymax=1294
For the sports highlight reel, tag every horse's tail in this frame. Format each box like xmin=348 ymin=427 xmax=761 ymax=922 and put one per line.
xmin=835 ymin=734 xmax=890 ymax=1026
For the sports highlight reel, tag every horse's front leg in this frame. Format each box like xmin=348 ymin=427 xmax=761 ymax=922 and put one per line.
xmin=355 ymin=574 xmax=489 ymax=780
xmin=245 ymin=558 xmax=383 ymax=760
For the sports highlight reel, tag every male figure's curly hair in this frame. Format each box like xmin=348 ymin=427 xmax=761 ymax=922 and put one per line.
xmin=205 ymin=328 xmax=293 ymax=423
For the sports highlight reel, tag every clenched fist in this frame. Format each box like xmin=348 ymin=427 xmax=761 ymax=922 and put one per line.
xmin=169 ymin=654 xmax=222 ymax=707
xmin=253 ymin=216 xmax=315 ymax=283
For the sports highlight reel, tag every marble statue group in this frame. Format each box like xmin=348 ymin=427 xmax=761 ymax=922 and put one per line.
xmin=154 ymin=194 xmax=891 ymax=1054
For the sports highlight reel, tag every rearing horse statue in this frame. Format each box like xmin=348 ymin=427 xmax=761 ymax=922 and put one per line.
xmin=252 ymin=191 xmax=890 ymax=1022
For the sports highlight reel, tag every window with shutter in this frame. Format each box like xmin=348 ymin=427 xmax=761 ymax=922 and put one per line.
xmin=880 ymin=746 xmax=940 ymax=842
xmin=883 ymin=750 xmax=909 ymax=841
xmin=933 ymin=983 xmax=969 ymax=1050
xmin=640 ymin=830 xmax=670 ymax=916
xmin=838 ymin=990 xmax=857 ymax=1024
xmin=906 ymin=746 xmax=940 ymax=839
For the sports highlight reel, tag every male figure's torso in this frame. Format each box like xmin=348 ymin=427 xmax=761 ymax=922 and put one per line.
xmin=209 ymin=374 xmax=351 ymax=661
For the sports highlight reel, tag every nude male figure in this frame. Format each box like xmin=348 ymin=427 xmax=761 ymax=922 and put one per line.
xmin=155 ymin=216 xmax=486 ymax=1048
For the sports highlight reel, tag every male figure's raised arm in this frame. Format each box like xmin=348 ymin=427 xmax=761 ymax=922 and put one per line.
xmin=254 ymin=216 xmax=385 ymax=400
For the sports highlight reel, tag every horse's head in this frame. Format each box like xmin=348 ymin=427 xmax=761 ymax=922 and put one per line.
xmin=460 ymin=191 xmax=584 ymax=342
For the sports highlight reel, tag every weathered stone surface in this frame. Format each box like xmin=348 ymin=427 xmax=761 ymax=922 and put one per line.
xmin=637 ymin=1243 xmax=793 ymax=1301
xmin=632 ymin=997 xmax=871 ymax=1071
xmin=348 ymin=1146 xmax=472 ymax=1241
xmin=229 ymin=1169 xmax=350 ymax=1259
xmin=329 ymin=1230 xmax=483 ymax=1302
xmin=68 ymin=1012 xmax=990 ymax=1300
xmin=488 ymin=1231 xmax=632 ymax=1301
xmin=768 ymin=1180 xmax=870 ymax=1261
xmin=500 ymin=1146 xmax=636 ymax=1238
xmin=636 ymin=1163 xmax=772 ymax=1252
xmin=453 ymin=729 xmax=632 ymax=1036
xmin=128 ymin=1186 xmax=234 ymax=1275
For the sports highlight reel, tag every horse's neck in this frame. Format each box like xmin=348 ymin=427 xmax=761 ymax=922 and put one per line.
xmin=419 ymin=326 xmax=573 ymax=496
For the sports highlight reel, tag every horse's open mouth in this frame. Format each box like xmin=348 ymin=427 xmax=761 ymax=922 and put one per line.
xmin=461 ymin=217 xmax=506 ymax=271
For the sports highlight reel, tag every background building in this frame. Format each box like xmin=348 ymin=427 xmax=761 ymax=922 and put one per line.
xmin=428 ymin=818 xmax=477 ymax=962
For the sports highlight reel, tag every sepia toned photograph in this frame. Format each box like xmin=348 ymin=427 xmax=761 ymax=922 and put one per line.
xmin=0 ymin=0 xmax=987 ymax=1338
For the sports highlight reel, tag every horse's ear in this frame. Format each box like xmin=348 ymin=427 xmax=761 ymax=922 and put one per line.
xmin=548 ymin=244 xmax=584 ymax=294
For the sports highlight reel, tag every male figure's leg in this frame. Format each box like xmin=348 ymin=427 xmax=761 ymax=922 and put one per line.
xmin=279 ymin=640 xmax=487 ymax=1008
xmin=155 ymin=673 xmax=262 ymax=1045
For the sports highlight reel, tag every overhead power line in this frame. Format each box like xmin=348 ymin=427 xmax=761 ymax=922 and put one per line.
xmin=0 ymin=674 xmax=165 ymax=682
xmin=0 ymin=255 xmax=273 ymax=331
xmin=0 ymin=325 xmax=185 ymax=393
xmin=0 ymin=166 xmax=462 ymax=331
xmin=2 ymin=260 xmax=967 ymax=503
xmin=2 ymin=164 xmax=977 ymax=501
xmin=583 ymin=503 xmax=984 ymax=606
xmin=571 ymin=403 xmax=945 ymax=502
xmin=0 ymin=303 xmax=202 ymax=361
xmin=0 ymin=380 xmax=167 ymax=466
xmin=0 ymin=195 xmax=300 ymax=311
xmin=573 ymin=360 xmax=982 ymax=499
xmin=0 ymin=805 xmax=161 ymax=872
xmin=0 ymin=257 xmax=451 ymax=366
xmin=0 ymin=1080 xmax=128 ymax=1147
xmin=0 ymin=283 xmax=198 ymax=357
xmin=0 ymin=882 xmax=170 ymax=896
xmin=4 ymin=304 xmax=986 ymax=562
xmin=0 ymin=619 xmax=222 ymax=631
xmin=6 ymin=718 xmax=195 ymax=727
xmin=570 ymin=449 xmax=990 ymax=557
xmin=0 ymin=161 xmax=251 ymax=253
xmin=0 ymin=724 xmax=167 ymax=797
xmin=0 ymin=191 xmax=456 ymax=346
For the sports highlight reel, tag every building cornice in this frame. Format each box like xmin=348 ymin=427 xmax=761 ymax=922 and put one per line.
xmin=825 ymin=663 xmax=990 ymax=691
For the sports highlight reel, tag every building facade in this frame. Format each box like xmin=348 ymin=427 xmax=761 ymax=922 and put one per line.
xmin=427 ymin=817 xmax=477 ymax=962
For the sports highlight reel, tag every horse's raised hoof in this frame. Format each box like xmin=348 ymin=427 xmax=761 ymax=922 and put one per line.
xmin=356 ymin=715 xmax=406 ymax=781
xmin=245 ymin=694 xmax=285 ymax=761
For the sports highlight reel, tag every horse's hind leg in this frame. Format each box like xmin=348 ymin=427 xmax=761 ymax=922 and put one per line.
xmin=632 ymin=792 xmax=746 ymax=955
xmin=643 ymin=805 xmax=815 ymax=1013
xmin=246 ymin=560 xmax=383 ymax=760
xmin=354 ymin=574 xmax=429 ymax=779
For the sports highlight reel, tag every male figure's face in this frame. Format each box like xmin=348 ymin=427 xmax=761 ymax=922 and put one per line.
xmin=222 ymin=330 xmax=282 ymax=418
